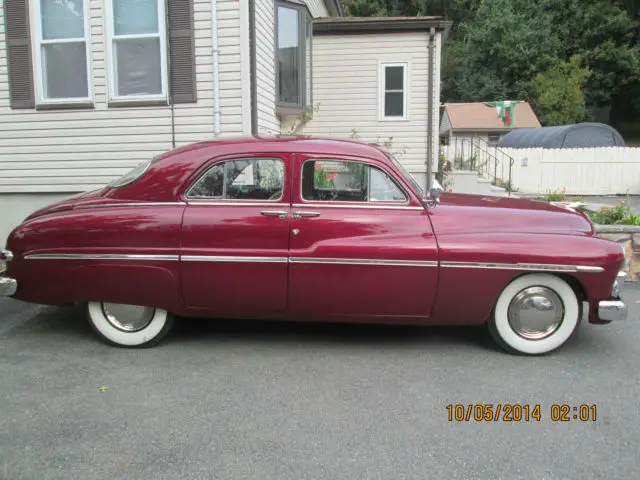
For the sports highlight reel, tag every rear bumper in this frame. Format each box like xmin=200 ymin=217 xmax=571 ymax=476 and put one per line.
xmin=598 ymin=299 xmax=627 ymax=321
xmin=0 ymin=276 xmax=17 ymax=297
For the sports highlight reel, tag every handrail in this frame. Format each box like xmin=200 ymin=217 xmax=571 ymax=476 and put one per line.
xmin=444 ymin=136 xmax=516 ymax=196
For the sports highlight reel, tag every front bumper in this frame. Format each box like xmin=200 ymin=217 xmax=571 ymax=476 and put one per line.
xmin=0 ymin=276 xmax=17 ymax=297
xmin=598 ymin=299 xmax=628 ymax=321
xmin=596 ymin=269 xmax=628 ymax=321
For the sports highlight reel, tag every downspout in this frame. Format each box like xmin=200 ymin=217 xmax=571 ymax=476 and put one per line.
xmin=212 ymin=0 xmax=221 ymax=136
xmin=426 ymin=27 xmax=436 ymax=192
xmin=249 ymin=0 xmax=258 ymax=136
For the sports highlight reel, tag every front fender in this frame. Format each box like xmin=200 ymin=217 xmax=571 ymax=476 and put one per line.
xmin=430 ymin=232 xmax=624 ymax=325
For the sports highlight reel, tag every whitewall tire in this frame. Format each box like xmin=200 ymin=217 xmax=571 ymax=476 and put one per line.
xmin=489 ymin=274 xmax=581 ymax=356
xmin=86 ymin=302 xmax=174 ymax=348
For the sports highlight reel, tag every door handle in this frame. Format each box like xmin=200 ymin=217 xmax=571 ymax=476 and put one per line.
xmin=293 ymin=211 xmax=321 ymax=219
xmin=260 ymin=210 xmax=289 ymax=220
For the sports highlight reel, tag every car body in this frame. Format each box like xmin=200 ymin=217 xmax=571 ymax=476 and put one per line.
xmin=0 ymin=137 xmax=628 ymax=354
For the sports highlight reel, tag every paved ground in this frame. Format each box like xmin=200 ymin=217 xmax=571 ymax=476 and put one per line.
xmin=1 ymin=287 xmax=640 ymax=480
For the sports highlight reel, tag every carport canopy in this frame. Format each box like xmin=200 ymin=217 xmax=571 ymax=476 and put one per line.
xmin=498 ymin=122 xmax=626 ymax=149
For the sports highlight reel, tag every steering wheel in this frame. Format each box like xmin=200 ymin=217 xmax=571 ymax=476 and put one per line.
xmin=268 ymin=190 xmax=282 ymax=201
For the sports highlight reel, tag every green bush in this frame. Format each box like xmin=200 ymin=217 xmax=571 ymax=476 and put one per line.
xmin=586 ymin=201 xmax=640 ymax=225
xmin=545 ymin=188 xmax=567 ymax=202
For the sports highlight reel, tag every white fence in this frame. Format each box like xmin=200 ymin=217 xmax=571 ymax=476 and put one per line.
xmin=496 ymin=147 xmax=640 ymax=195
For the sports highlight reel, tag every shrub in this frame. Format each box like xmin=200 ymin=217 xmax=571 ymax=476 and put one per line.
xmin=545 ymin=188 xmax=567 ymax=202
xmin=586 ymin=201 xmax=640 ymax=225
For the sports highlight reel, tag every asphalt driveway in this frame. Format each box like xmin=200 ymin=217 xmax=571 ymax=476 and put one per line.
xmin=1 ymin=286 xmax=640 ymax=480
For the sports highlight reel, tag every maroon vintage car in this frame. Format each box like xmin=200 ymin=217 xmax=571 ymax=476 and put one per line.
xmin=0 ymin=137 xmax=628 ymax=355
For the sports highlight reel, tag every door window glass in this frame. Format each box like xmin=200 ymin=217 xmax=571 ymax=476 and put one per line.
xmin=187 ymin=158 xmax=285 ymax=200
xmin=301 ymin=159 xmax=407 ymax=202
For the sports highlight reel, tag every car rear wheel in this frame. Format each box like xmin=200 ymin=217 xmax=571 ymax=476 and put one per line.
xmin=489 ymin=274 xmax=581 ymax=356
xmin=86 ymin=302 xmax=173 ymax=348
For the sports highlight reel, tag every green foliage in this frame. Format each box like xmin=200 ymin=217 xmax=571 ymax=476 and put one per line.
xmin=435 ymin=152 xmax=453 ymax=189
xmin=442 ymin=0 xmax=560 ymax=103
xmin=545 ymin=188 xmax=568 ymax=202
xmin=439 ymin=0 xmax=640 ymax=127
xmin=527 ymin=56 xmax=592 ymax=125
xmin=586 ymin=201 xmax=640 ymax=225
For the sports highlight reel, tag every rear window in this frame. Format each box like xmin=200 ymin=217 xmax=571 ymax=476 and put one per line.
xmin=108 ymin=160 xmax=152 ymax=188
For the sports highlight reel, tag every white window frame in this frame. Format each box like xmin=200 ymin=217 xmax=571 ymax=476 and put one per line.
xmin=30 ymin=0 xmax=93 ymax=105
xmin=105 ymin=0 xmax=169 ymax=102
xmin=379 ymin=62 xmax=409 ymax=121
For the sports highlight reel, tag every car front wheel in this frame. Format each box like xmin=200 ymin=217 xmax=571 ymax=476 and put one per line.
xmin=489 ymin=274 xmax=581 ymax=356
xmin=86 ymin=302 xmax=174 ymax=348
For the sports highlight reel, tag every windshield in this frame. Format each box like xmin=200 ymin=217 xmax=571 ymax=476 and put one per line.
xmin=389 ymin=154 xmax=424 ymax=197
xmin=107 ymin=160 xmax=152 ymax=188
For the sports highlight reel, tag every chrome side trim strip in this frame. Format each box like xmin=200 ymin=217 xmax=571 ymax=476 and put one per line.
xmin=292 ymin=203 xmax=424 ymax=211
xmin=440 ymin=261 xmax=604 ymax=273
xmin=24 ymin=253 xmax=179 ymax=261
xmin=74 ymin=202 xmax=185 ymax=210
xmin=181 ymin=255 xmax=288 ymax=263
xmin=186 ymin=201 xmax=286 ymax=207
xmin=289 ymin=257 xmax=437 ymax=267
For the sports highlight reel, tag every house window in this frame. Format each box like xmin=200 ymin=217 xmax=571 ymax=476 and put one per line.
xmin=276 ymin=1 xmax=312 ymax=110
xmin=106 ymin=0 xmax=167 ymax=100
xmin=380 ymin=63 xmax=408 ymax=120
xmin=32 ymin=0 xmax=92 ymax=103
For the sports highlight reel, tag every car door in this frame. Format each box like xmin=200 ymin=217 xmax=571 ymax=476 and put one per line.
xmin=180 ymin=154 xmax=291 ymax=316
xmin=288 ymin=154 xmax=439 ymax=321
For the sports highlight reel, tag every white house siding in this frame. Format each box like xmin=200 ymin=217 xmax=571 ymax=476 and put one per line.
xmin=304 ymin=0 xmax=329 ymax=17
xmin=254 ymin=0 xmax=331 ymax=136
xmin=301 ymin=31 xmax=439 ymax=188
xmin=439 ymin=110 xmax=451 ymax=136
xmin=254 ymin=0 xmax=280 ymax=135
xmin=0 ymin=0 xmax=246 ymax=244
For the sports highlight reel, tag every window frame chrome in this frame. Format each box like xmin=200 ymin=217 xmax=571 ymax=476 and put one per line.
xmin=185 ymin=157 xmax=287 ymax=203
xmin=299 ymin=158 xmax=411 ymax=206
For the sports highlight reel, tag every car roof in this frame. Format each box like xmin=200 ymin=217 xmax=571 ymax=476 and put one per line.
xmin=153 ymin=136 xmax=393 ymax=167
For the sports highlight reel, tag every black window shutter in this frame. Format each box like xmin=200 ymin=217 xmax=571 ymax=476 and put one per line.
xmin=167 ymin=0 xmax=197 ymax=104
xmin=5 ymin=0 xmax=36 ymax=109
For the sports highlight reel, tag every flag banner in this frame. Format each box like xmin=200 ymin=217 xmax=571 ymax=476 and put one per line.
xmin=484 ymin=100 xmax=520 ymax=127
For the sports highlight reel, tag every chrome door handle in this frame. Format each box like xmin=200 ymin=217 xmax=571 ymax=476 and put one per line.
xmin=260 ymin=210 xmax=289 ymax=220
xmin=293 ymin=211 xmax=321 ymax=219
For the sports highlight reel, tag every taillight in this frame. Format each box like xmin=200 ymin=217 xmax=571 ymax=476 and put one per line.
xmin=0 ymin=250 xmax=13 ymax=262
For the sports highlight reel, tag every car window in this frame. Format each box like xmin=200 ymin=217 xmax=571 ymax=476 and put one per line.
xmin=108 ymin=160 xmax=151 ymax=188
xmin=187 ymin=158 xmax=285 ymax=201
xmin=301 ymin=159 xmax=407 ymax=203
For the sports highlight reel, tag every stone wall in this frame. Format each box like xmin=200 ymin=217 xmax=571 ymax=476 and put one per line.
xmin=595 ymin=225 xmax=640 ymax=281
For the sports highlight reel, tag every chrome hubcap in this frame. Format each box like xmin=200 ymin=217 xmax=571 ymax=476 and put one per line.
xmin=507 ymin=287 xmax=564 ymax=340
xmin=102 ymin=303 xmax=155 ymax=332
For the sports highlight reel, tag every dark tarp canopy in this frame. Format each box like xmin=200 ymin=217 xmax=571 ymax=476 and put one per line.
xmin=498 ymin=123 xmax=626 ymax=149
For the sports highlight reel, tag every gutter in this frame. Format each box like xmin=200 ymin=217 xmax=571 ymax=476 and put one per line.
xmin=212 ymin=0 xmax=221 ymax=135
xmin=426 ymin=27 xmax=436 ymax=191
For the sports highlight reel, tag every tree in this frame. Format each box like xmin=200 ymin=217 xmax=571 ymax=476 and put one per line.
xmin=441 ymin=0 xmax=560 ymax=103
xmin=527 ymin=56 xmax=592 ymax=126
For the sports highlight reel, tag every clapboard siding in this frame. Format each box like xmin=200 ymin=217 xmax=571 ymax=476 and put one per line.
xmin=254 ymin=0 xmax=279 ymax=135
xmin=0 ymin=0 xmax=245 ymax=193
xmin=302 ymin=31 xmax=439 ymax=175
xmin=305 ymin=0 xmax=329 ymax=17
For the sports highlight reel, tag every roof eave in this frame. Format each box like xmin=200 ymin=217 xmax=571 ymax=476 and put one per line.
xmin=323 ymin=0 xmax=344 ymax=17
xmin=313 ymin=18 xmax=453 ymax=36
